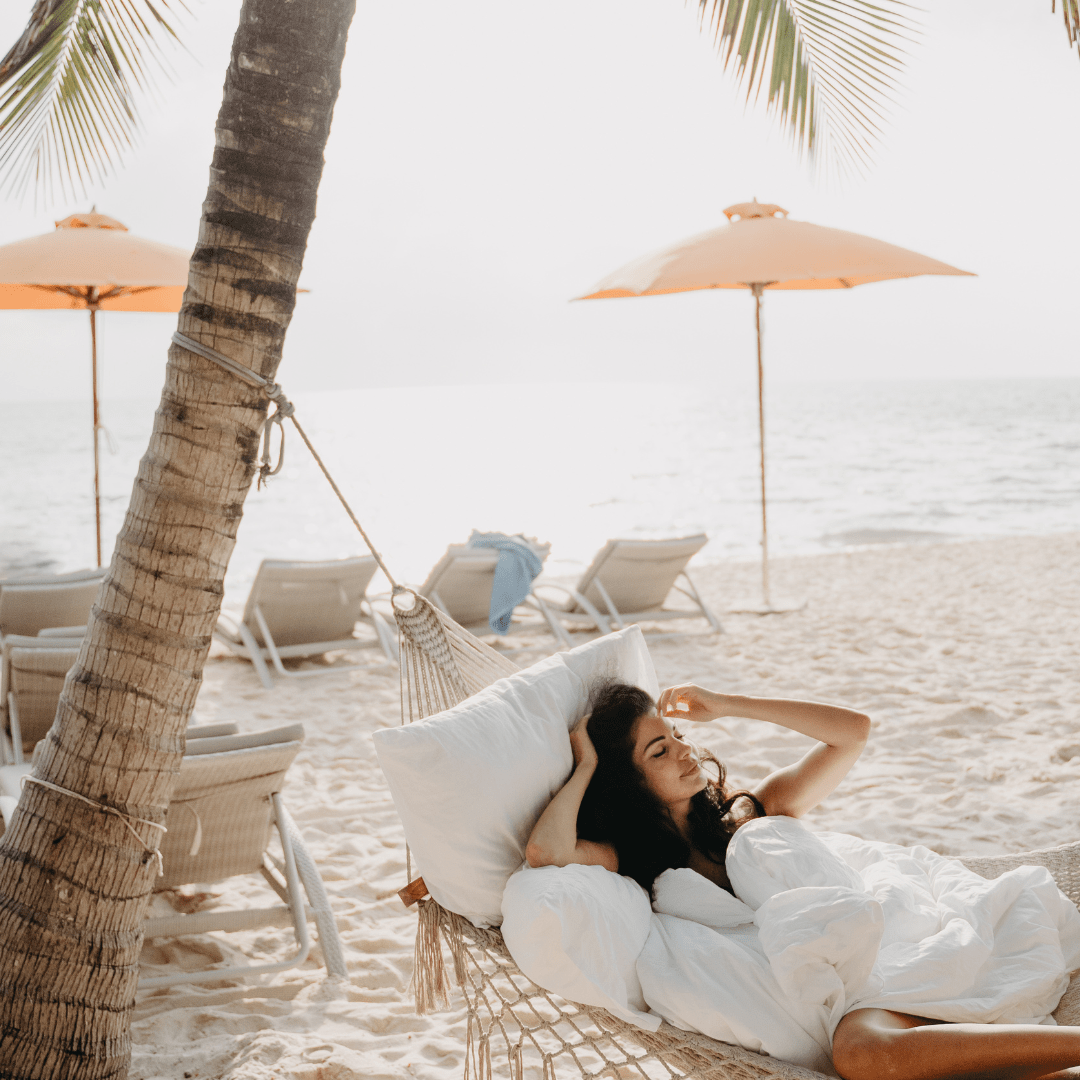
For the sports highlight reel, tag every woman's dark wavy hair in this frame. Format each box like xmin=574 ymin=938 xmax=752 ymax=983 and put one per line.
xmin=576 ymin=680 xmax=764 ymax=895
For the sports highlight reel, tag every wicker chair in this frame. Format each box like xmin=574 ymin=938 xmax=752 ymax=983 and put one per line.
xmin=140 ymin=723 xmax=348 ymax=988
xmin=0 ymin=635 xmax=81 ymax=764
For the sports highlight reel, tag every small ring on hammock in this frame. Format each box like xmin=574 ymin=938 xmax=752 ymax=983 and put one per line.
xmin=392 ymin=588 xmax=419 ymax=613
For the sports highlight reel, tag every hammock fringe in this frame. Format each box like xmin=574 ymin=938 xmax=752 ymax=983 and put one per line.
xmin=394 ymin=591 xmax=518 ymax=1022
xmin=413 ymin=897 xmax=453 ymax=1014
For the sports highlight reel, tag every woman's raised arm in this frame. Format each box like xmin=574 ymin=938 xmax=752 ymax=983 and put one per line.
xmin=658 ymin=685 xmax=870 ymax=818
xmin=525 ymin=716 xmax=619 ymax=871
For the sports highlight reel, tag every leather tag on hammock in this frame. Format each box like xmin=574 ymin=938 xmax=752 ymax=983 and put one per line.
xmin=398 ymin=876 xmax=429 ymax=907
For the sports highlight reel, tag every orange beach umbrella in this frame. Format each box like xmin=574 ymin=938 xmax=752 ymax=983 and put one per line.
xmin=0 ymin=211 xmax=189 ymax=565
xmin=577 ymin=200 xmax=975 ymax=611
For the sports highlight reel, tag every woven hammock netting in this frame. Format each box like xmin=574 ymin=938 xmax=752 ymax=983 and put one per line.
xmin=390 ymin=593 xmax=1080 ymax=1080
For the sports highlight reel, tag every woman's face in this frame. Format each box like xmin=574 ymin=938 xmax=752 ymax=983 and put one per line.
xmin=631 ymin=712 xmax=708 ymax=810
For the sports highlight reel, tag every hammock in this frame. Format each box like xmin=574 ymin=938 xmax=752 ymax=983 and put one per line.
xmin=394 ymin=596 xmax=1080 ymax=1080
xmin=175 ymin=332 xmax=1080 ymax=1080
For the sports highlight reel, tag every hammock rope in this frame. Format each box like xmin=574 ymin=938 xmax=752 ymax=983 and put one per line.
xmin=172 ymin=332 xmax=400 ymax=589
xmin=175 ymin=331 xmax=1080 ymax=1080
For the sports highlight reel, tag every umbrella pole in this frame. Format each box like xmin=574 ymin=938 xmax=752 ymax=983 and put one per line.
xmin=90 ymin=304 xmax=102 ymax=567
xmin=752 ymin=283 xmax=770 ymax=608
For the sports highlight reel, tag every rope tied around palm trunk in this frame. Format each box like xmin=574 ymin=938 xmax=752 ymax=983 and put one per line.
xmin=257 ymin=386 xmax=295 ymax=486
xmin=22 ymin=775 xmax=167 ymax=875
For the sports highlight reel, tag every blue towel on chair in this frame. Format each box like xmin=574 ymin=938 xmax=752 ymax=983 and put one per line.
xmin=468 ymin=531 xmax=544 ymax=635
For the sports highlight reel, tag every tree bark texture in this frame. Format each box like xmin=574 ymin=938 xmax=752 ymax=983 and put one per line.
xmin=0 ymin=2 xmax=356 ymax=1076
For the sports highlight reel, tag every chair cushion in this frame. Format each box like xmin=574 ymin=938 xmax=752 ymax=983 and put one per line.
xmin=501 ymin=862 xmax=659 ymax=1029
xmin=0 ymin=579 xmax=101 ymax=638
xmin=372 ymin=626 xmax=657 ymax=928
xmin=6 ymin=644 xmax=79 ymax=750
xmin=1 ymin=568 xmax=104 ymax=585
xmin=183 ymin=723 xmax=305 ymax=757
xmin=159 ymin=728 xmax=305 ymax=887
xmin=185 ymin=722 xmax=241 ymax=741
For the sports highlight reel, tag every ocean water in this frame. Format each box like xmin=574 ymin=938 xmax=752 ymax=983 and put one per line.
xmin=1 ymin=379 xmax=1077 ymax=606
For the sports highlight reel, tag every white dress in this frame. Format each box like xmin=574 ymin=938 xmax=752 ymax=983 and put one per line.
xmin=635 ymin=816 xmax=1080 ymax=1075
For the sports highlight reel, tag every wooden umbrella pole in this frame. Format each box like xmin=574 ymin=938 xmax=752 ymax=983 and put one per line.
xmin=89 ymin=302 xmax=102 ymax=567
xmin=752 ymin=283 xmax=770 ymax=608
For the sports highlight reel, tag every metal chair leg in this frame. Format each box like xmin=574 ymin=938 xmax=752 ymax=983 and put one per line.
xmin=591 ymin=579 xmax=626 ymax=631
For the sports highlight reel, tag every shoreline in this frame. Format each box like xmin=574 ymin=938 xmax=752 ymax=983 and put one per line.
xmin=675 ymin=527 xmax=1080 ymax=570
xmin=3 ymin=527 xmax=1076 ymax=581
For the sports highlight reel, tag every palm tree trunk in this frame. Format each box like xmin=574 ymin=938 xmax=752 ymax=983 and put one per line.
xmin=0 ymin=2 xmax=355 ymax=1076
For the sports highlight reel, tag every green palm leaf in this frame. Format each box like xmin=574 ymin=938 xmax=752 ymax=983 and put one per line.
xmin=699 ymin=0 xmax=919 ymax=175
xmin=0 ymin=0 xmax=187 ymax=201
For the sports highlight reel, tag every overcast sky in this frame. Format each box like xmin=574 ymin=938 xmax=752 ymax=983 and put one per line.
xmin=1 ymin=0 xmax=1077 ymax=402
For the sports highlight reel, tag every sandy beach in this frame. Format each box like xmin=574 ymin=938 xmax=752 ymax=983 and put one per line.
xmin=131 ymin=532 xmax=1080 ymax=1080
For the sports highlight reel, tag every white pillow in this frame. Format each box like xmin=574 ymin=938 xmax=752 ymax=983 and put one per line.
xmin=501 ymin=863 xmax=659 ymax=1030
xmin=372 ymin=626 xmax=658 ymax=928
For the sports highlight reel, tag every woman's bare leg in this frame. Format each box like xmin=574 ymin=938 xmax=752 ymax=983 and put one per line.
xmin=833 ymin=1008 xmax=1080 ymax=1080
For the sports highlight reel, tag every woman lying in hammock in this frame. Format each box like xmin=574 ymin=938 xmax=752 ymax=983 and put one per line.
xmin=526 ymin=681 xmax=1080 ymax=1080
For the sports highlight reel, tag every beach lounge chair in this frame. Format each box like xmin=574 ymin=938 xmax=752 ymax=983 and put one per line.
xmin=0 ymin=635 xmax=82 ymax=763
xmin=418 ymin=538 xmax=569 ymax=647
xmin=0 ymin=568 xmax=104 ymax=640
xmin=140 ymin=722 xmax=347 ymax=987
xmin=213 ymin=556 xmax=397 ymax=689
xmin=535 ymin=534 xmax=721 ymax=637
xmin=0 ymin=570 xmax=97 ymax=762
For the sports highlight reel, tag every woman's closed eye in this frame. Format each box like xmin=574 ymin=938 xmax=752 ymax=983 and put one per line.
xmin=652 ymin=731 xmax=686 ymax=758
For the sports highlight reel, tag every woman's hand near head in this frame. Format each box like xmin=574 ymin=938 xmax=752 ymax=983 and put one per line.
xmin=659 ymin=683 xmax=871 ymax=818
xmin=657 ymin=684 xmax=726 ymax=724
xmin=569 ymin=715 xmax=598 ymax=771
xmin=525 ymin=713 xmax=618 ymax=873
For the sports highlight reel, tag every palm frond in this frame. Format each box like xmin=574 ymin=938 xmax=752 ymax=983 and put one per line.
xmin=1053 ymin=0 xmax=1080 ymax=58
xmin=0 ymin=0 xmax=189 ymax=203
xmin=699 ymin=0 xmax=919 ymax=177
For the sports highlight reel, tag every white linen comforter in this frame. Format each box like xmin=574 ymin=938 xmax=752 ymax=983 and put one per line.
xmin=637 ymin=816 xmax=1080 ymax=1075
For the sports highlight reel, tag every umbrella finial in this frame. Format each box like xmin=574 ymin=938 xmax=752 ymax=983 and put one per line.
xmin=723 ymin=200 xmax=788 ymax=221
xmin=54 ymin=211 xmax=129 ymax=231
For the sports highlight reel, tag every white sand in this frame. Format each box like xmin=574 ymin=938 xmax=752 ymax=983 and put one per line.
xmin=132 ymin=533 xmax=1080 ymax=1080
